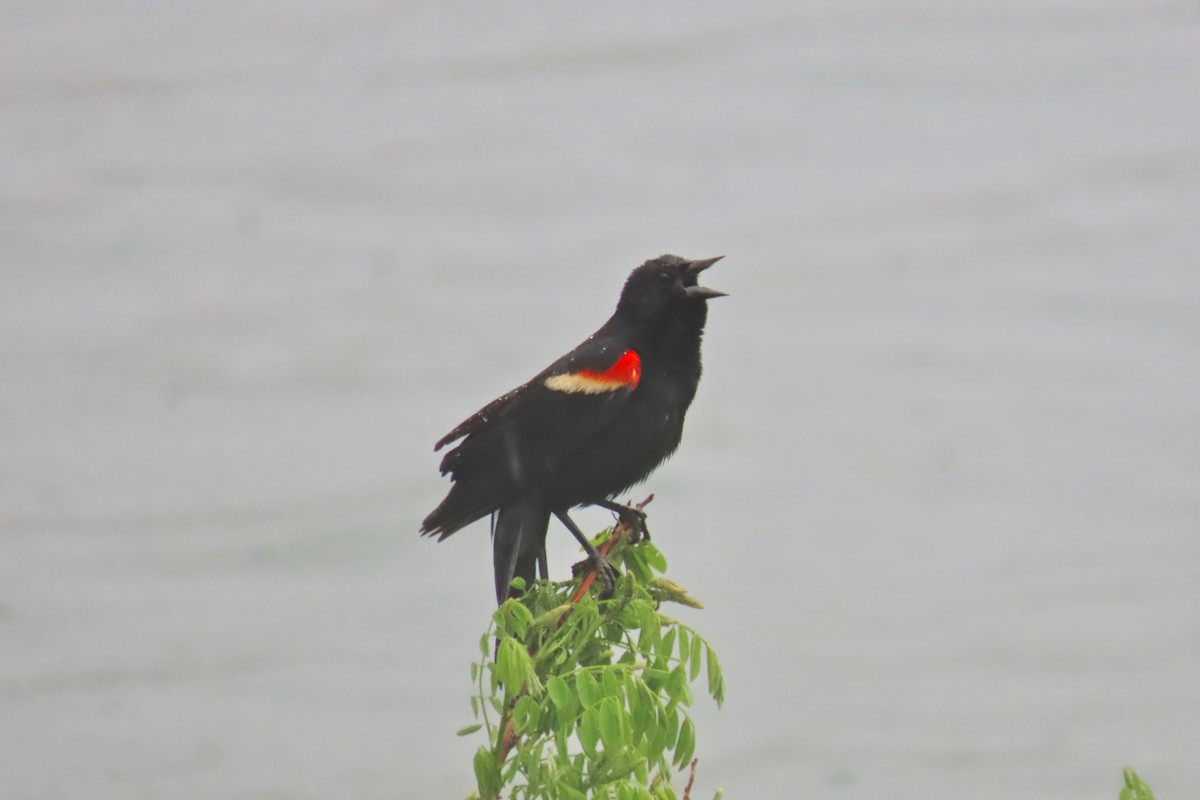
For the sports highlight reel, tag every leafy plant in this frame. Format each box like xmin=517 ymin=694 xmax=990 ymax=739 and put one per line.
xmin=460 ymin=512 xmax=725 ymax=800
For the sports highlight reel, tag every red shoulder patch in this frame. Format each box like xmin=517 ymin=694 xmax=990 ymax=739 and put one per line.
xmin=544 ymin=349 xmax=641 ymax=394
xmin=589 ymin=349 xmax=641 ymax=387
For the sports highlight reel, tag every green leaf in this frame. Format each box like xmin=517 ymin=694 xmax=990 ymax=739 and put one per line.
xmin=642 ymin=541 xmax=668 ymax=572
xmin=643 ymin=667 xmax=670 ymax=693
xmin=620 ymin=782 xmax=653 ymax=800
xmin=494 ymin=637 xmax=521 ymax=690
xmin=598 ymin=696 xmax=626 ymax=751
xmin=623 ymin=546 xmax=653 ymax=584
xmin=645 ymin=712 xmax=667 ymax=766
xmin=495 ymin=637 xmax=541 ymax=696
xmin=473 ymin=746 xmax=501 ymax=798
xmin=659 ymin=628 xmax=677 ymax=666
xmin=637 ymin=681 xmax=658 ymax=736
xmin=689 ymin=633 xmax=703 ymax=682
xmin=547 ymin=675 xmax=574 ymax=713
xmin=576 ymin=670 xmax=601 ymax=708
xmin=578 ymin=707 xmax=600 ymax=758
xmin=675 ymin=717 xmax=695 ymax=768
xmin=559 ymin=784 xmax=585 ymax=800
xmin=706 ymin=644 xmax=726 ymax=707
xmin=633 ymin=759 xmax=650 ymax=788
xmin=602 ymin=668 xmax=621 ymax=700
xmin=555 ymin=726 xmax=570 ymax=760
xmin=456 ymin=723 xmax=483 ymax=737
xmin=513 ymin=694 xmax=541 ymax=734
xmin=666 ymin=665 xmax=688 ymax=703
xmin=1121 ymin=769 xmax=1156 ymax=800
xmin=676 ymin=628 xmax=690 ymax=668
xmin=663 ymin=707 xmax=680 ymax=748
xmin=498 ymin=598 xmax=534 ymax=638
xmin=637 ymin=607 xmax=661 ymax=652
xmin=624 ymin=674 xmax=646 ymax=739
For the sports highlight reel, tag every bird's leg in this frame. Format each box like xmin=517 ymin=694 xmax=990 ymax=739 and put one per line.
xmin=537 ymin=546 xmax=548 ymax=581
xmin=590 ymin=498 xmax=651 ymax=542
xmin=554 ymin=510 xmax=618 ymax=596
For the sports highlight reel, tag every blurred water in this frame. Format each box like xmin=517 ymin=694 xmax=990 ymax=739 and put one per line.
xmin=2 ymin=1 xmax=1198 ymax=798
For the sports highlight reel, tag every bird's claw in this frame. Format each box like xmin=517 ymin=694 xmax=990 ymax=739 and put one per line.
xmin=571 ymin=552 xmax=620 ymax=598
xmin=616 ymin=506 xmax=650 ymax=542
xmin=593 ymin=554 xmax=619 ymax=598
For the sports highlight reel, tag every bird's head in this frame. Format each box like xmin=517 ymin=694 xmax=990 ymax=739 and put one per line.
xmin=615 ymin=254 xmax=726 ymax=325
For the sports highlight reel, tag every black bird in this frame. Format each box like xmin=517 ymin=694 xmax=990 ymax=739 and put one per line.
xmin=420 ymin=254 xmax=726 ymax=603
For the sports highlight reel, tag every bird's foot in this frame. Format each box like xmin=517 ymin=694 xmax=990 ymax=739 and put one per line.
xmin=615 ymin=505 xmax=650 ymax=542
xmin=572 ymin=552 xmax=620 ymax=598
xmin=593 ymin=553 xmax=619 ymax=597
xmin=594 ymin=495 xmax=653 ymax=542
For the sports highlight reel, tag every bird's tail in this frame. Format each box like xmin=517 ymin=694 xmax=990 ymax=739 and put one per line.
xmin=492 ymin=496 xmax=550 ymax=605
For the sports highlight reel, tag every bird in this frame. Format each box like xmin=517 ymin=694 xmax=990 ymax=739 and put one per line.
xmin=420 ymin=254 xmax=726 ymax=604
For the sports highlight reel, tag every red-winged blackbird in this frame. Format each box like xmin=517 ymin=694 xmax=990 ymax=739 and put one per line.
xmin=420 ymin=254 xmax=726 ymax=604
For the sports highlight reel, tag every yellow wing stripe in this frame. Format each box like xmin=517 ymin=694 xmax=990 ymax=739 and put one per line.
xmin=545 ymin=373 xmax=628 ymax=394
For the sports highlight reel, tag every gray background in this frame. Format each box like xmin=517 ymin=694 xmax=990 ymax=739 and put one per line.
xmin=2 ymin=1 xmax=1197 ymax=798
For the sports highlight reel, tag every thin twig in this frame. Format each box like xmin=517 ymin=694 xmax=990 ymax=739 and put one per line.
xmin=498 ymin=718 xmax=518 ymax=764
xmin=681 ymin=758 xmax=699 ymax=800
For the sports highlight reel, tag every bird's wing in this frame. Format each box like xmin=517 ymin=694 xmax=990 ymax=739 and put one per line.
xmin=434 ymin=335 xmax=642 ymax=479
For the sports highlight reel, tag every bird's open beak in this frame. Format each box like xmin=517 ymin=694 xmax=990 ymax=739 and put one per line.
xmin=684 ymin=256 xmax=728 ymax=299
